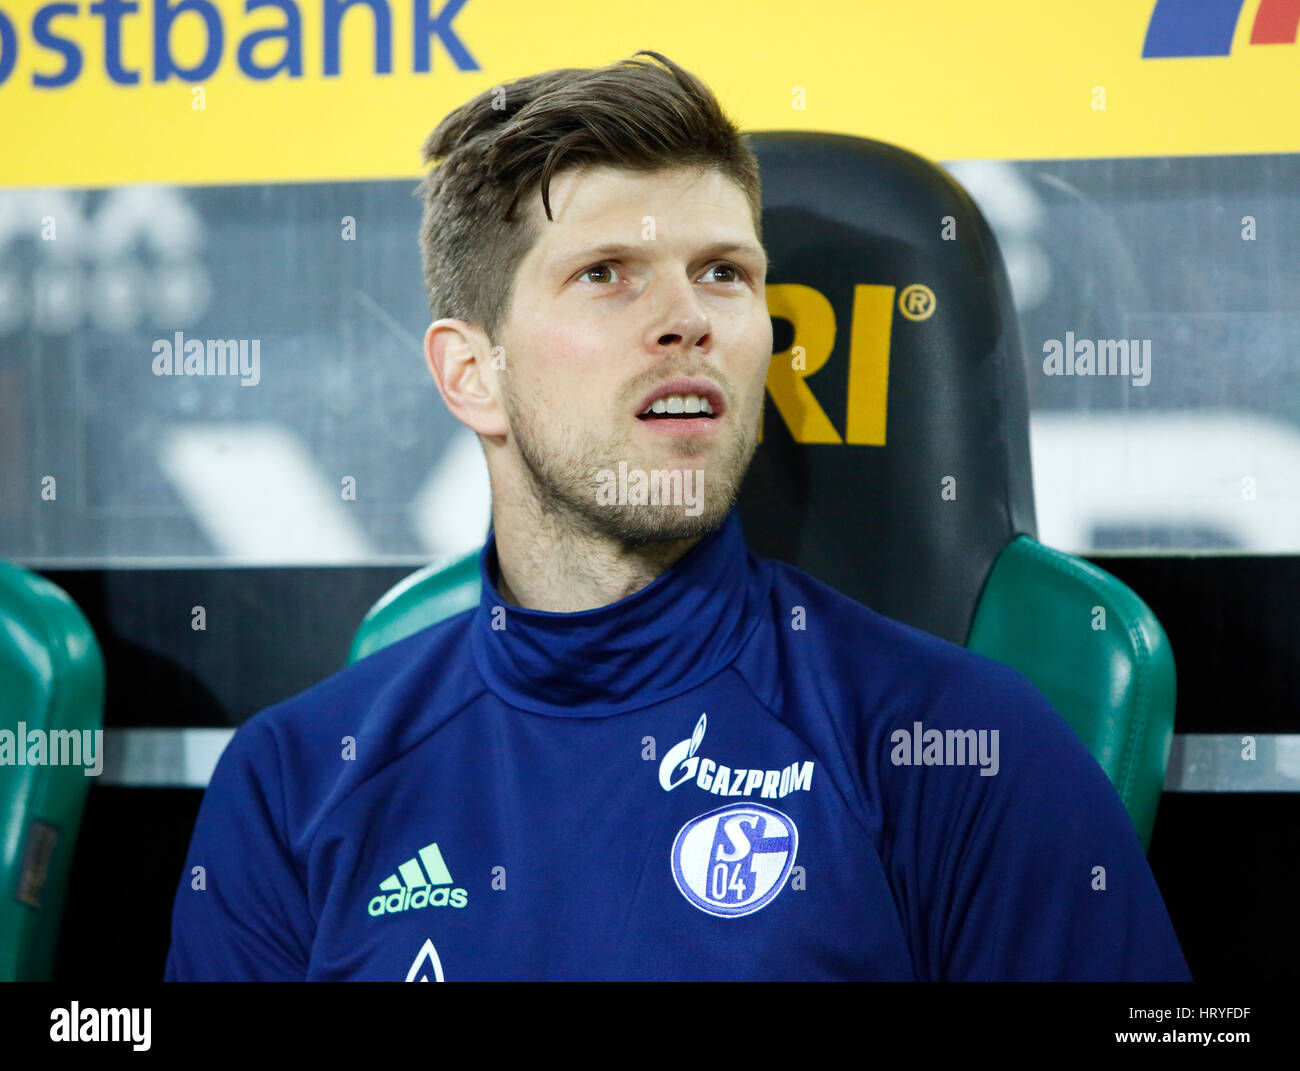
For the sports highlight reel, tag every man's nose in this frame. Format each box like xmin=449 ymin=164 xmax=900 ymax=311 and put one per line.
xmin=647 ymin=274 xmax=711 ymax=351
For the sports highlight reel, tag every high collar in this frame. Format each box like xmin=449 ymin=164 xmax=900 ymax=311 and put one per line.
xmin=470 ymin=507 xmax=770 ymax=716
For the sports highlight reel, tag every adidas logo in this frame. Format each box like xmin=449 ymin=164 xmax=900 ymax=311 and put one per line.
xmin=367 ymin=842 xmax=468 ymax=917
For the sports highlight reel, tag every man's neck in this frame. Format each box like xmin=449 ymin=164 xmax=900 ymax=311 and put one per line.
xmin=491 ymin=506 xmax=703 ymax=613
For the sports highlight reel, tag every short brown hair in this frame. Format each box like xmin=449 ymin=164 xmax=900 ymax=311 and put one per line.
xmin=416 ymin=50 xmax=763 ymax=346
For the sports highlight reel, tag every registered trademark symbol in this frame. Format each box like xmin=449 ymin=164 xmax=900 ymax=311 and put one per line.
xmin=898 ymin=283 xmax=935 ymax=321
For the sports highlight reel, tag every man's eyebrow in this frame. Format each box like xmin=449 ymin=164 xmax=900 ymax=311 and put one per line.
xmin=551 ymin=239 xmax=769 ymax=271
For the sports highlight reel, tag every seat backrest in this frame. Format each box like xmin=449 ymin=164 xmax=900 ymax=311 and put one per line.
xmin=968 ymin=536 xmax=1176 ymax=852
xmin=0 ymin=561 xmax=104 ymax=981
xmin=348 ymin=551 xmax=480 ymax=664
xmin=736 ymin=131 xmax=1037 ymax=643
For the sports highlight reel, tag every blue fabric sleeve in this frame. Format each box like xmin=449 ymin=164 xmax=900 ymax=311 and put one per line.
xmin=163 ymin=717 xmax=313 ymax=981
xmin=882 ymin=663 xmax=1192 ymax=982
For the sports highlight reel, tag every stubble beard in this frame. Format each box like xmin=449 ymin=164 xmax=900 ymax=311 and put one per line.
xmin=502 ymin=384 xmax=759 ymax=548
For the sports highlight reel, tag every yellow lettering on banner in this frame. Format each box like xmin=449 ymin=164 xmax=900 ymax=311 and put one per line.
xmin=845 ymin=284 xmax=893 ymax=446
xmin=762 ymin=283 xmax=894 ymax=447
xmin=762 ymin=284 xmax=840 ymax=445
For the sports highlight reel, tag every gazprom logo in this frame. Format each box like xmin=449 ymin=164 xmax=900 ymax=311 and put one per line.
xmin=670 ymin=803 xmax=797 ymax=918
xmin=1143 ymin=0 xmax=1300 ymax=58
xmin=658 ymin=713 xmax=815 ymax=799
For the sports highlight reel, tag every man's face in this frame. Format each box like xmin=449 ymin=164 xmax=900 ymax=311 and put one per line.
xmin=493 ymin=165 xmax=773 ymax=544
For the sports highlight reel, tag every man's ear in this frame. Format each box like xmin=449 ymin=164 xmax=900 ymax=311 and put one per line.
xmin=424 ymin=320 xmax=509 ymax=438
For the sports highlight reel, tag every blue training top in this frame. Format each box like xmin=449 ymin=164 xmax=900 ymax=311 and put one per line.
xmin=164 ymin=507 xmax=1192 ymax=981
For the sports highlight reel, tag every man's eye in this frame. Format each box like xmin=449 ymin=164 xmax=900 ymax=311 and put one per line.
xmin=579 ymin=263 xmax=619 ymax=284
xmin=706 ymin=263 xmax=745 ymax=283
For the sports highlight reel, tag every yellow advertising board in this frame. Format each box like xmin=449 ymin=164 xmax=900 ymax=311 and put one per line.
xmin=2 ymin=0 xmax=1298 ymax=188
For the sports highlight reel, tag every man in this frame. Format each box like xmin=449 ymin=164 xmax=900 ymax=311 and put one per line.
xmin=165 ymin=51 xmax=1191 ymax=981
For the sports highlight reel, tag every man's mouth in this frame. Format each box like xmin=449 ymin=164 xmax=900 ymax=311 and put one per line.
xmin=637 ymin=393 xmax=717 ymax=420
xmin=633 ymin=380 xmax=725 ymax=437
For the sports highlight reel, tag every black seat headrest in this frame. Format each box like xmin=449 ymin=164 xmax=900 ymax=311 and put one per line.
xmin=738 ymin=131 xmax=1037 ymax=643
